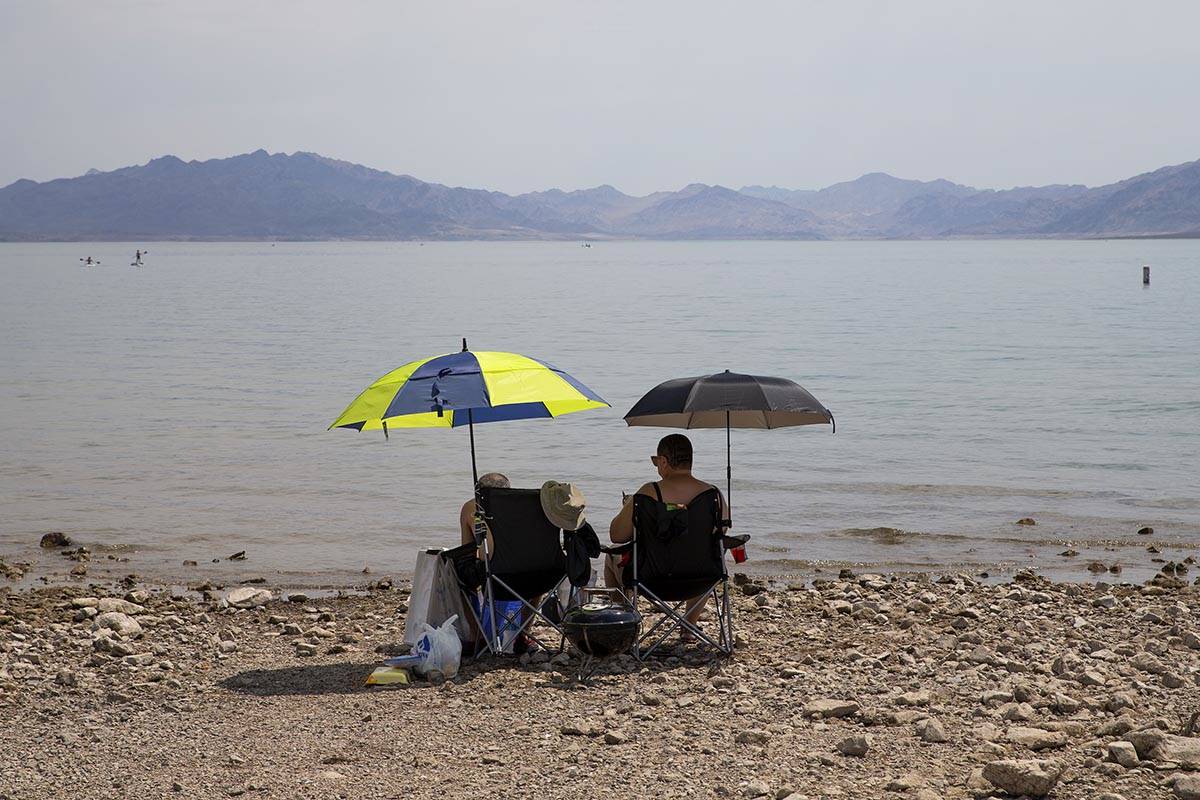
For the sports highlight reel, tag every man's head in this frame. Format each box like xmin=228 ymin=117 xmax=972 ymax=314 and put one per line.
xmin=651 ymin=434 xmax=693 ymax=477
xmin=476 ymin=472 xmax=510 ymax=490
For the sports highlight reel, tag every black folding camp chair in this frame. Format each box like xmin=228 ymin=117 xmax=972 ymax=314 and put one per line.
xmin=604 ymin=485 xmax=747 ymax=658
xmin=448 ymin=487 xmax=569 ymax=656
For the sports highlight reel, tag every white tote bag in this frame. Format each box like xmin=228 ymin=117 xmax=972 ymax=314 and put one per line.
xmin=403 ymin=549 xmax=469 ymax=646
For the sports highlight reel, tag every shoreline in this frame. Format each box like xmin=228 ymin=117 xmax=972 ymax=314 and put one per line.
xmin=4 ymin=569 xmax=1200 ymax=798
xmin=0 ymin=525 xmax=1190 ymax=599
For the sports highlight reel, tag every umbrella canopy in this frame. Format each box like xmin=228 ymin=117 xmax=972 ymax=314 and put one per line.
xmin=623 ymin=370 xmax=833 ymax=521
xmin=330 ymin=342 xmax=608 ymax=482
xmin=624 ymin=370 xmax=834 ymax=431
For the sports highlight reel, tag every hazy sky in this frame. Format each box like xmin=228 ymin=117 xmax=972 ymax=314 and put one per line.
xmin=2 ymin=1 xmax=1198 ymax=195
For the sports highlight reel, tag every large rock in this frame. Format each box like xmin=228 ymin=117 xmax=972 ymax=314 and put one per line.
xmin=92 ymin=611 xmax=143 ymax=639
xmin=981 ymin=759 xmax=1062 ymax=798
xmin=226 ymin=587 xmax=273 ymax=608
xmin=802 ymin=699 xmax=859 ymax=718
xmin=1127 ymin=730 xmax=1200 ymax=768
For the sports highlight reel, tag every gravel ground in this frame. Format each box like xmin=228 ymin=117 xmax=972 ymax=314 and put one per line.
xmin=3 ymin=568 xmax=1200 ymax=800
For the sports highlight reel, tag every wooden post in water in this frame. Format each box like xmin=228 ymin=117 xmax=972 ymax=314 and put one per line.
xmin=1143 ymin=265 xmax=1151 ymax=285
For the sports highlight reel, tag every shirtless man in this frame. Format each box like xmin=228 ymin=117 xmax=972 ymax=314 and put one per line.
xmin=458 ymin=471 xmax=510 ymax=551
xmin=606 ymin=433 xmax=727 ymax=627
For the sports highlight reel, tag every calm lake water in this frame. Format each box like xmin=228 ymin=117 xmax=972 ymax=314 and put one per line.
xmin=1 ymin=240 xmax=1198 ymax=587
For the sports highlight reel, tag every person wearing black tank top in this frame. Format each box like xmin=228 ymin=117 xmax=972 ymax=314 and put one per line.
xmin=606 ymin=434 xmax=727 ymax=631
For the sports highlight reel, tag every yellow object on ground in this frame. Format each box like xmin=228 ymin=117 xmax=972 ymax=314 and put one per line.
xmin=365 ymin=666 xmax=410 ymax=686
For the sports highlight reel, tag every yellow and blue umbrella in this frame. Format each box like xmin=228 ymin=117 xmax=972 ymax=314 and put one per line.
xmin=330 ymin=340 xmax=608 ymax=483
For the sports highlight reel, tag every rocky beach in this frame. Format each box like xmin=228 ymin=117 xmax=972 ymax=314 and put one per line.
xmin=5 ymin=562 xmax=1200 ymax=800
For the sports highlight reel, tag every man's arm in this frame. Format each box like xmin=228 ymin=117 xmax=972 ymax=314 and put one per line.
xmin=609 ymin=483 xmax=651 ymax=543
xmin=459 ymin=500 xmax=475 ymax=547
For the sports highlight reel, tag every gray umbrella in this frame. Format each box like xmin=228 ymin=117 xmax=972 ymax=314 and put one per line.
xmin=624 ymin=370 xmax=834 ymax=519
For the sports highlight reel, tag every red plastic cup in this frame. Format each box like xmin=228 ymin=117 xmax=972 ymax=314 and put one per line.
xmin=731 ymin=545 xmax=747 ymax=564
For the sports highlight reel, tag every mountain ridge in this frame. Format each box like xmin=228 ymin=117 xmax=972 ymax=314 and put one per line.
xmin=1 ymin=151 xmax=1198 ymax=241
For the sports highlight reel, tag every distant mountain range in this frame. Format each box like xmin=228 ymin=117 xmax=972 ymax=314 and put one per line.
xmin=1 ymin=150 xmax=1198 ymax=241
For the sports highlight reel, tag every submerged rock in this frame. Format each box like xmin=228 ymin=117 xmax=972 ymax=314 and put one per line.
xmin=39 ymin=532 xmax=72 ymax=548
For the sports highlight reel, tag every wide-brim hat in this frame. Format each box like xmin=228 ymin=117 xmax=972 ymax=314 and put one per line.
xmin=540 ymin=480 xmax=587 ymax=531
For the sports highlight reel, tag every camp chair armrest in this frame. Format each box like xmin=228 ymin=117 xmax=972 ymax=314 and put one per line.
xmin=720 ymin=533 xmax=750 ymax=550
xmin=600 ymin=542 xmax=633 ymax=556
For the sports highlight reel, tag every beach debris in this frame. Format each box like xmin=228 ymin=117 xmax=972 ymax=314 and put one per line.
xmin=39 ymin=532 xmax=71 ymax=548
xmin=1139 ymin=526 xmax=1155 ymax=535
xmin=981 ymin=759 xmax=1062 ymax=798
xmin=1016 ymin=517 xmax=1037 ymax=526
xmin=365 ymin=666 xmax=409 ymax=686
xmin=1087 ymin=561 xmax=1107 ymax=573
xmin=227 ymin=550 xmax=247 ymax=561
xmin=1059 ymin=548 xmax=1077 ymax=557
xmin=226 ymin=587 xmax=272 ymax=608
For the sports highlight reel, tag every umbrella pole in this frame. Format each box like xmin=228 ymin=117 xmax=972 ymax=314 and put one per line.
xmin=468 ymin=408 xmax=478 ymax=487
xmin=726 ymin=410 xmax=732 ymax=523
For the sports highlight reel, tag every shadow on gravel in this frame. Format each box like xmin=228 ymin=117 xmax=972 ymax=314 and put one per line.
xmin=220 ymin=661 xmax=379 ymax=696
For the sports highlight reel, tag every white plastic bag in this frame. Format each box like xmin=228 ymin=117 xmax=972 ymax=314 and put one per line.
xmin=413 ymin=614 xmax=462 ymax=678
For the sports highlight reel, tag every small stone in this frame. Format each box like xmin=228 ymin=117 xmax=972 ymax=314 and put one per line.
xmin=95 ymin=597 xmax=146 ymax=615
xmin=895 ymin=690 xmax=930 ymax=707
xmin=1016 ymin=518 xmax=1037 ymax=526
xmin=981 ymin=759 xmax=1062 ymax=798
xmin=735 ymin=729 xmax=771 ymax=745
xmin=1138 ymin=526 xmax=1154 ymax=535
xmin=1108 ymin=740 xmax=1139 ymax=768
xmin=560 ymin=721 xmax=593 ymax=737
xmin=92 ymin=611 xmax=143 ymax=638
xmin=226 ymin=587 xmax=272 ymax=608
xmin=836 ymin=734 xmax=871 ymax=757
xmin=294 ymin=642 xmax=318 ymax=656
xmin=916 ymin=717 xmax=949 ymax=743
xmin=40 ymin=531 xmax=72 ymax=548
xmin=742 ymin=779 xmax=770 ymax=798
xmin=999 ymin=702 xmax=1037 ymax=722
xmin=1176 ymin=775 xmax=1200 ymax=800
xmin=802 ymin=699 xmax=859 ymax=719
xmin=603 ymin=730 xmax=629 ymax=745
xmin=1007 ymin=727 xmax=1067 ymax=750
